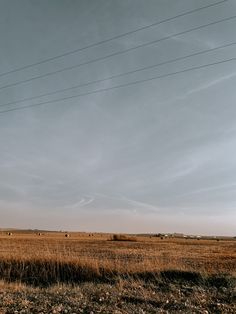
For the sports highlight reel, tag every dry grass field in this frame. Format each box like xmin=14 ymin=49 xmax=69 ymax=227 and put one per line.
xmin=0 ymin=230 xmax=235 ymax=313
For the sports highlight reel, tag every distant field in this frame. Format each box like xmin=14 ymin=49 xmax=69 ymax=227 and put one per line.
xmin=0 ymin=231 xmax=235 ymax=313
xmin=0 ymin=231 xmax=235 ymax=285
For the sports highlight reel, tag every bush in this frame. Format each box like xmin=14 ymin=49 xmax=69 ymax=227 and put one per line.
xmin=111 ymin=234 xmax=137 ymax=242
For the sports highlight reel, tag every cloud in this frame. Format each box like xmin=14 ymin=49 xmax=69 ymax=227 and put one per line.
xmin=173 ymin=182 xmax=236 ymax=199
xmin=65 ymin=196 xmax=94 ymax=209
xmin=180 ymin=71 xmax=236 ymax=99
xmin=93 ymin=193 xmax=159 ymax=213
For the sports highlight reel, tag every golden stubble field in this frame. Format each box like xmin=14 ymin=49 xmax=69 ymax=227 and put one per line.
xmin=0 ymin=230 xmax=235 ymax=285
xmin=0 ymin=231 xmax=236 ymax=313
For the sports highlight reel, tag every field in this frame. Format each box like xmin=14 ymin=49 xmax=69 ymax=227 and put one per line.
xmin=0 ymin=231 xmax=235 ymax=313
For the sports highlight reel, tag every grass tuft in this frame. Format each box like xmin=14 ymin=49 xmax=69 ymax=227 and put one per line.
xmin=160 ymin=270 xmax=203 ymax=284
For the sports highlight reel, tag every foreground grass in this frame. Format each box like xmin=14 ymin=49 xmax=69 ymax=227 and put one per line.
xmin=0 ymin=257 xmax=235 ymax=288
xmin=0 ymin=273 xmax=235 ymax=314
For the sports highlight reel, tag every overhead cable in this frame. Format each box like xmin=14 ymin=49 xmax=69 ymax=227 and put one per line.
xmin=0 ymin=0 xmax=228 ymax=78
xmin=0 ymin=56 xmax=235 ymax=115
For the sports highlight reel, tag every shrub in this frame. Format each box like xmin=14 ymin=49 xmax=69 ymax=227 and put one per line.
xmin=111 ymin=234 xmax=137 ymax=242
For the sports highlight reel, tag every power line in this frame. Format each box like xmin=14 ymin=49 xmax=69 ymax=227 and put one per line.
xmin=0 ymin=13 xmax=235 ymax=92
xmin=1 ymin=41 xmax=236 ymax=108
xmin=0 ymin=56 xmax=235 ymax=115
xmin=0 ymin=0 xmax=228 ymax=78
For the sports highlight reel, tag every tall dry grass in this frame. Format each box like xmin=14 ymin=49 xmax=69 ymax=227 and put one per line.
xmin=0 ymin=232 xmax=235 ymax=285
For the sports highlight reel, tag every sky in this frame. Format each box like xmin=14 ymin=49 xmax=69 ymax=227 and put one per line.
xmin=0 ymin=0 xmax=236 ymax=235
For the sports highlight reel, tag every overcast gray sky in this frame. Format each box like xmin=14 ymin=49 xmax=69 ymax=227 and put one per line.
xmin=0 ymin=0 xmax=236 ymax=235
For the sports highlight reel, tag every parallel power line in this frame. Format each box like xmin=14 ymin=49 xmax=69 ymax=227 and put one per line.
xmin=0 ymin=56 xmax=235 ymax=115
xmin=0 ymin=0 xmax=228 ymax=78
xmin=1 ymin=41 xmax=236 ymax=108
xmin=0 ymin=8 xmax=234 ymax=91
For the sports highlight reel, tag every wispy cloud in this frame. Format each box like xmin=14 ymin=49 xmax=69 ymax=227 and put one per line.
xmin=64 ymin=196 xmax=94 ymax=209
xmin=181 ymin=71 xmax=236 ymax=99
xmin=95 ymin=193 xmax=159 ymax=213
xmin=173 ymin=182 xmax=236 ymax=199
